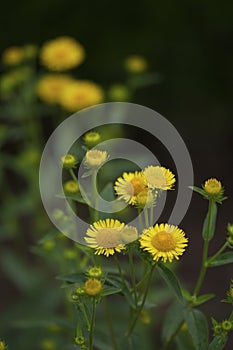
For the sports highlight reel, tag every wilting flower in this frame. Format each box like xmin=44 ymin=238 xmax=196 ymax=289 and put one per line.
xmin=114 ymin=171 xmax=147 ymax=205
xmin=84 ymin=278 xmax=102 ymax=296
xmin=59 ymin=80 xmax=104 ymax=111
xmin=37 ymin=74 xmax=73 ymax=104
xmin=139 ymin=223 xmax=188 ymax=263
xmin=40 ymin=36 xmax=85 ymax=71
xmin=2 ymin=46 xmax=24 ymax=65
xmin=144 ymin=166 xmax=175 ymax=190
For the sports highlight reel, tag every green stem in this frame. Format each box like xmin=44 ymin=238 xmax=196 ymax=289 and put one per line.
xmin=103 ymin=297 xmax=118 ymax=350
xmin=91 ymin=170 xmax=98 ymax=221
xmin=114 ymin=255 xmax=129 ymax=292
xmin=206 ymin=242 xmax=228 ymax=266
xmin=89 ymin=298 xmax=96 ymax=350
xmin=144 ymin=208 xmax=149 ymax=228
xmin=126 ymin=265 xmax=154 ymax=337
xmin=69 ymin=169 xmax=92 ymax=206
xmin=149 ymin=206 xmax=154 ymax=226
xmin=128 ymin=249 xmax=138 ymax=306
xmin=162 ymin=320 xmax=184 ymax=350
xmin=137 ymin=208 xmax=143 ymax=232
xmin=193 ymin=239 xmax=209 ymax=296
xmin=78 ymin=303 xmax=90 ymax=330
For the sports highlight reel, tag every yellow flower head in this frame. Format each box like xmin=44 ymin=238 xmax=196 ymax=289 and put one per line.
xmin=83 ymin=131 xmax=101 ymax=147
xmin=139 ymin=223 xmax=188 ymax=263
xmin=85 ymin=149 xmax=108 ymax=169
xmin=203 ymin=178 xmax=222 ymax=195
xmin=114 ymin=171 xmax=147 ymax=205
xmin=135 ymin=189 xmax=155 ymax=209
xmin=0 ymin=341 xmax=6 ymax=350
xmin=37 ymin=74 xmax=73 ymax=104
xmin=59 ymin=80 xmax=104 ymax=112
xmin=63 ymin=180 xmax=79 ymax=194
xmin=40 ymin=36 xmax=85 ymax=71
xmin=119 ymin=226 xmax=139 ymax=244
xmin=2 ymin=46 xmax=24 ymax=65
xmin=125 ymin=55 xmax=148 ymax=73
xmin=144 ymin=166 xmax=175 ymax=190
xmin=61 ymin=154 xmax=78 ymax=169
xmin=84 ymin=278 xmax=102 ymax=296
xmin=84 ymin=219 xmax=126 ymax=257
xmin=41 ymin=339 xmax=56 ymax=350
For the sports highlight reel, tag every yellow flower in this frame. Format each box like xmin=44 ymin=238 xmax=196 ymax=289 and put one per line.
xmin=125 ymin=55 xmax=148 ymax=73
xmin=37 ymin=74 xmax=73 ymax=104
xmin=40 ymin=36 xmax=85 ymax=71
xmin=83 ymin=131 xmax=101 ymax=147
xmin=2 ymin=46 xmax=24 ymax=65
xmin=60 ymin=80 xmax=104 ymax=112
xmin=63 ymin=180 xmax=79 ymax=194
xmin=135 ymin=190 xmax=155 ymax=209
xmin=41 ymin=339 xmax=56 ymax=350
xmin=203 ymin=178 xmax=222 ymax=194
xmin=61 ymin=154 xmax=78 ymax=169
xmin=84 ymin=278 xmax=102 ymax=296
xmin=84 ymin=219 xmax=126 ymax=257
xmin=85 ymin=149 xmax=108 ymax=169
xmin=0 ymin=341 xmax=6 ymax=350
xmin=119 ymin=226 xmax=139 ymax=244
xmin=144 ymin=166 xmax=175 ymax=190
xmin=139 ymin=223 xmax=188 ymax=263
xmin=114 ymin=171 xmax=147 ymax=205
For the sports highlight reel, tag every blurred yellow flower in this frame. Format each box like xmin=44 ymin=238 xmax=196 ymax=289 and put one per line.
xmin=2 ymin=46 xmax=24 ymax=65
xmin=140 ymin=223 xmax=188 ymax=263
xmin=40 ymin=36 xmax=85 ymax=71
xmin=37 ymin=74 xmax=73 ymax=104
xmin=63 ymin=180 xmax=79 ymax=194
xmin=83 ymin=131 xmax=101 ymax=147
xmin=60 ymin=80 xmax=104 ymax=112
xmin=125 ymin=55 xmax=148 ymax=73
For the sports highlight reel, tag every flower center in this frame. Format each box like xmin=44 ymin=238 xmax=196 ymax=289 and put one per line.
xmin=126 ymin=177 xmax=146 ymax=196
xmin=96 ymin=228 xmax=121 ymax=248
xmin=151 ymin=231 xmax=176 ymax=252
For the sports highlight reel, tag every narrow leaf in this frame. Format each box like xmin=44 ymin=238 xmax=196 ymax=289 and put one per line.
xmin=162 ymin=302 xmax=184 ymax=343
xmin=184 ymin=309 xmax=209 ymax=350
xmin=202 ymin=201 xmax=217 ymax=241
xmin=157 ymin=263 xmax=184 ymax=303
xmin=209 ymin=334 xmax=228 ymax=350
xmin=208 ymin=251 xmax=233 ymax=267
xmin=194 ymin=293 xmax=215 ymax=306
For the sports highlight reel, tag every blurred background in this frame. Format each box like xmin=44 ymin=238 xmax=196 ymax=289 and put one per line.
xmin=0 ymin=1 xmax=233 ymax=349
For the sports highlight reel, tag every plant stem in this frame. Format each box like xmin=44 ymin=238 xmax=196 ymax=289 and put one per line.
xmin=78 ymin=303 xmax=90 ymax=330
xmin=103 ymin=297 xmax=118 ymax=350
xmin=144 ymin=208 xmax=149 ymax=228
xmin=69 ymin=168 xmax=92 ymax=206
xmin=162 ymin=320 xmax=184 ymax=350
xmin=137 ymin=208 xmax=143 ymax=231
xmin=91 ymin=170 xmax=98 ymax=221
xmin=89 ymin=298 xmax=96 ymax=350
xmin=126 ymin=265 xmax=154 ymax=337
xmin=114 ymin=255 xmax=129 ymax=292
xmin=150 ymin=206 xmax=154 ymax=226
xmin=206 ymin=242 xmax=228 ymax=266
xmin=193 ymin=239 xmax=209 ymax=296
xmin=128 ymin=249 xmax=138 ymax=306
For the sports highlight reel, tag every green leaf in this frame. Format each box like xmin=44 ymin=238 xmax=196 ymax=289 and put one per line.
xmin=157 ymin=263 xmax=184 ymax=303
xmin=202 ymin=201 xmax=217 ymax=241
xmin=190 ymin=186 xmax=206 ymax=197
xmin=81 ymin=170 xmax=93 ymax=178
xmin=56 ymin=193 xmax=86 ymax=204
xmin=162 ymin=302 xmax=184 ymax=343
xmin=38 ymin=230 xmax=58 ymax=244
xmin=184 ymin=309 xmax=209 ymax=350
xmin=56 ymin=272 xmax=84 ymax=283
xmin=102 ymin=287 xmax=122 ymax=296
xmin=209 ymin=334 xmax=228 ymax=350
xmin=208 ymin=252 xmax=233 ymax=267
xmin=193 ymin=293 xmax=215 ymax=306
